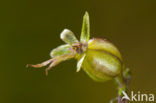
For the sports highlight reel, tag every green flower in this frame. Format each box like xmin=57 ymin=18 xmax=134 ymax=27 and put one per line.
xmin=27 ymin=12 xmax=123 ymax=82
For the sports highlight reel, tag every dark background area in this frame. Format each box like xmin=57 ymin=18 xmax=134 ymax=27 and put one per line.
xmin=0 ymin=0 xmax=156 ymax=103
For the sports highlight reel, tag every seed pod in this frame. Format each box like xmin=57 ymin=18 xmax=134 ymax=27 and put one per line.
xmin=77 ymin=38 xmax=122 ymax=82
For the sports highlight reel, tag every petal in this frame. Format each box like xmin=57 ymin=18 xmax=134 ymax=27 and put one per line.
xmin=50 ymin=44 xmax=72 ymax=57
xmin=76 ymin=54 xmax=86 ymax=72
xmin=60 ymin=29 xmax=79 ymax=45
xmin=80 ymin=12 xmax=90 ymax=44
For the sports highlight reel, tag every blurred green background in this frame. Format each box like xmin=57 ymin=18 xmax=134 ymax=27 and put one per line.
xmin=1 ymin=0 xmax=156 ymax=103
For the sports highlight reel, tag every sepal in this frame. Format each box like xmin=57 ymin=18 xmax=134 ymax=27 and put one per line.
xmin=50 ymin=44 xmax=72 ymax=57
xmin=60 ymin=29 xmax=78 ymax=45
xmin=80 ymin=12 xmax=90 ymax=44
xmin=76 ymin=54 xmax=86 ymax=72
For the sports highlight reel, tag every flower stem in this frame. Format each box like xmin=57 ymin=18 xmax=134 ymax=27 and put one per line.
xmin=115 ymin=65 xmax=131 ymax=103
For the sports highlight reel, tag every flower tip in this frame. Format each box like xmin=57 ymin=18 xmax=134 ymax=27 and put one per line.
xmin=85 ymin=11 xmax=89 ymax=15
xmin=84 ymin=11 xmax=89 ymax=18
xmin=60 ymin=29 xmax=70 ymax=40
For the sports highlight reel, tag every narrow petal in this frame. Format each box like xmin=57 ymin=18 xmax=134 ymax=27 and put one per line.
xmin=80 ymin=12 xmax=90 ymax=44
xmin=76 ymin=54 xmax=86 ymax=72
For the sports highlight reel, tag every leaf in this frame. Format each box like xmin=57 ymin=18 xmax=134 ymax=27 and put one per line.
xmin=60 ymin=29 xmax=79 ymax=45
xmin=80 ymin=12 xmax=90 ymax=43
xmin=76 ymin=54 xmax=86 ymax=72
xmin=50 ymin=44 xmax=72 ymax=57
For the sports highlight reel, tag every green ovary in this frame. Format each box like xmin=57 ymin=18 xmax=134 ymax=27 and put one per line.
xmin=82 ymin=50 xmax=122 ymax=82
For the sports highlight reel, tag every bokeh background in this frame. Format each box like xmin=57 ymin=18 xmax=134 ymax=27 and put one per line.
xmin=1 ymin=0 xmax=156 ymax=103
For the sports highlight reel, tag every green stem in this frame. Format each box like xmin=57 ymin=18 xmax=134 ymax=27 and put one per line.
xmin=115 ymin=75 xmax=127 ymax=103
xmin=115 ymin=65 xmax=131 ymax=103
